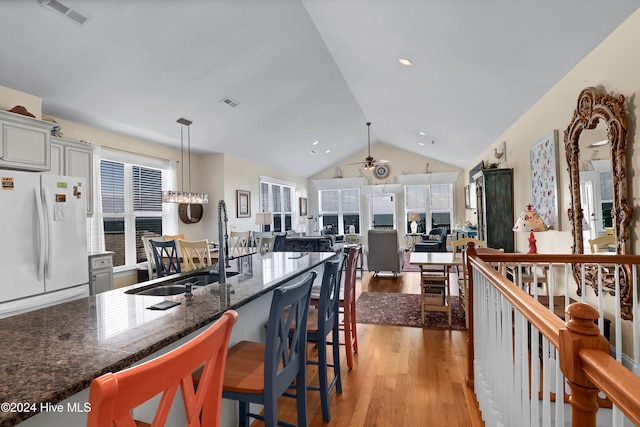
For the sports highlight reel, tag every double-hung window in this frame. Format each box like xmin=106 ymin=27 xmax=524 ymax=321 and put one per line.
xmin=260 ymin=177 xmax=295 ymax=232
xmin=319 ymin=188 xmax=361 ymax=234
xmin=404 ymin=183 xmax=453 ymax=234
xmin=100 ymin=150 xmax=174 ymax=269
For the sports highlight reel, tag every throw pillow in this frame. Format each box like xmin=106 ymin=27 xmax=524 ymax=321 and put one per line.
xmin=428 ymin=234 xmax=441 ymax=240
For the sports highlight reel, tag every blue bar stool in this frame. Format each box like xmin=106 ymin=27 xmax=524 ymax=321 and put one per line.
xmin=215 ymin=271 xmax=316 ymax=427
xmin=304 ymin=255 xmax=344 ymax=421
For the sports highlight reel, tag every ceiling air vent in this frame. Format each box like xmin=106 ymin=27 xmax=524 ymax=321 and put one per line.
xmin=39 ymin=0 xmax=91 ymax=26
xmin=220 ymin=97 xmax=240 ymax=108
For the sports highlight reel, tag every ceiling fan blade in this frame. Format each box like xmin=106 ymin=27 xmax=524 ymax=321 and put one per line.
xmin=375 ymin=159 xmax=390 ymax=164
xmin=348 ymin=160 xmax=367 ymax=165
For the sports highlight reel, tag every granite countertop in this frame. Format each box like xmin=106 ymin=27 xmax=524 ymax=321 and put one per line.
xmin=0 ymin=251 xmax=334 ymax=426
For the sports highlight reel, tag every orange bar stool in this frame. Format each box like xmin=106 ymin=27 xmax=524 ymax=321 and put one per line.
xmin=205 ymin=271 xmax=316 ymax=427
xmin=87 ymin=310 xmax=238 ymax=427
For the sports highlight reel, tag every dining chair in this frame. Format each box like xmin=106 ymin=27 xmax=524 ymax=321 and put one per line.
xmin=150 ymin=239 xmax=181 ymax=278
xmin=178 ymin=239 xmax=213 ymax=271
xmin=141 ymin=235 xmax=166 ymax=279
xmin=229 ymin=231 xmax=251 ymax=253
xmin=257 ymin=235 xmax=276 ymax=253
xmin=87 ymin=310 xmax=237 ymax=427
xmin=303 ymin=255 xmax=344 ymax=422
xmin=252 ymin=231 xmax=273 ymax=247
xmin=588 ymin=234 xmax=615 ymax=253
xmin=163 ymin=233 xmax=185 ymax=242
xmin=451 ymin=237 xmax=486 ymax=286
xmin=201 ymin=271 xmax=315 ymax=427
xmin=420 ymin=263 xmax=450 ymax=325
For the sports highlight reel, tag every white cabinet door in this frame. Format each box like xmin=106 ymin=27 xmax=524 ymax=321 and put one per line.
xmin=50 ymin=137 xmax=94 ymax=216
xmin=65 ymin=144 xmax=94 ymax=216
xmin=0 ymin=115 xmax=52 ymax=172
xmin=0 ymin=172 xmax=45 ymax=302
xmin=50 ymin=142 xmax=63 ymax=175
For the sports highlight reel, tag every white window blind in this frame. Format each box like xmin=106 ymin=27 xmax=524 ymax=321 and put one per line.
xmin=259 ymin=177 xmax=296 ymax=232
xmin=97 ymin=149 xmax=175 ymax=270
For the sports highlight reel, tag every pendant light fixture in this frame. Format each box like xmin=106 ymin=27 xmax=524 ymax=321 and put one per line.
xmin=162 ymin=117 xmax=209 ymax=205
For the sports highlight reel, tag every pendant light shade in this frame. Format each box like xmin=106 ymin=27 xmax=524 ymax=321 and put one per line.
xmin=162 ymin=118 xmax=209 ymax=204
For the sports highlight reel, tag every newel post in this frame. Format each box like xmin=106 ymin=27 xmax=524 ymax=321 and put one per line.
xmin=559 ymin=303 xmax=610 ymax=427
xmin=465 ymin=242 xmax=477 ymax=387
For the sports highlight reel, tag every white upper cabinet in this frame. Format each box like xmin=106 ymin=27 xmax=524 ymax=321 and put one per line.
xmin=50 ymin=137 xmax=95 ymax=216
xmin=0 ymin=110 xmax=53 ymax=172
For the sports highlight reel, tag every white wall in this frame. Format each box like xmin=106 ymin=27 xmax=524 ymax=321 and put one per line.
xmin=309 ymin=141 xmax=465 ymax=236
xmin=461 ymin=7 xmax=640 ymax=254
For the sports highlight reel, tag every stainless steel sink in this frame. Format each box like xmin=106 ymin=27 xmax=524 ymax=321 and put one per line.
xmin=134 ymin=284 xmax=203 ymax=296
xmin=127 ymin=271 xmax=239 ymax=296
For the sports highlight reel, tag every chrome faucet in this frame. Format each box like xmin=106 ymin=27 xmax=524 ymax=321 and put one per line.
xmin=217 ymin=200 xmax=230 ymax=284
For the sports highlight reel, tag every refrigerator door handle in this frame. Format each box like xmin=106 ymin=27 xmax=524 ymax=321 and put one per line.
xmin=34 ymin=186 xmax=46 ymax=281
xmin=42 ymin=185 xmax=54 ymax=280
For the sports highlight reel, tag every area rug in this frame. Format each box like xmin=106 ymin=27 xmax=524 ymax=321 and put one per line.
xmin=402 ymin=251 xmax=420 ymax=272
xmin=356 ymin=292 xmax=466 ymax=330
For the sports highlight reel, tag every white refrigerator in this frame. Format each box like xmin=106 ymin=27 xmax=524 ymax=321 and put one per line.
xmin=0 ymin=170 xmax=89 ymax=318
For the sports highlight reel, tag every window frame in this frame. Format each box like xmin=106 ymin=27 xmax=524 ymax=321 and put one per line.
xmin=260 ymin=177 xmax=296 ymax=233
xmin=404 ymin=183 xmax=454 ymax=234
xmin=100 ymin=149 xmax=175 ymax=271
xmin=318 ymin=188 xmax=362 ymax=235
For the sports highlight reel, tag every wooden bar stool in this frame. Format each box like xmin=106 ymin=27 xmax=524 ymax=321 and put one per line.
xmin=87 ymin=310 xmax=237 ymax=427
xmin=304 ymin=255 xmax=344 ymax=422
xmin=205 ymin=271 xmax=316 ymax=427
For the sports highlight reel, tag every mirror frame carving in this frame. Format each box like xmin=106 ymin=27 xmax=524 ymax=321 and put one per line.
xmin=564 ymin=86 xmax=633 ymax=319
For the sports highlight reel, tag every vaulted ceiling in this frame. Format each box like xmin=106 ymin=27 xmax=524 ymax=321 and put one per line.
xmin=0 ymin=1 xmax=637 ymax=177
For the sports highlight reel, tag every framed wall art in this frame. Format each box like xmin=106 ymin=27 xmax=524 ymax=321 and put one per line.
xmin=530 ymin=130 xmax=559 ymax=229
xmin=299 ymin=197 xmax=307 ymax=216
xmin=236 ymin=190 xmax=251 ymax=218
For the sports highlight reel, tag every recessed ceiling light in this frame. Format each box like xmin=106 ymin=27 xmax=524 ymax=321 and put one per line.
xmin=419 ymin=131 xmax=426 ymax=136
xmin=310 ymin=150 xmax=317 ymax=154
xmin=398 ymin=57 xmax=413 ymax=66
xmin=325 ymin=149 xmax=331 ymax=154
xmin=418 ymin=142 xmax=425 ymax=146
xmin=312 ymin=141 xmax=319 ymax=145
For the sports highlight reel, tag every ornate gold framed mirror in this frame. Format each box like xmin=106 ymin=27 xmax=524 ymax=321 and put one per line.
xmin=564 ymin=86 xmax=633 ymax=318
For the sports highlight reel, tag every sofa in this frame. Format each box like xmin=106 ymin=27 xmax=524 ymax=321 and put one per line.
xmin=273 ymin=234 xmax=337 ymax=252
xmin=414 ymin=228 xmax=448 ymax=252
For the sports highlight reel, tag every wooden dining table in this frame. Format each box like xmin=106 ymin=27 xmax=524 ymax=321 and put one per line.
xmin=409 ymin=252 xmax=463 ymax=325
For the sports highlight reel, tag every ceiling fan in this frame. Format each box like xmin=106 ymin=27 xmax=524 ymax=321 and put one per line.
xmin=350 ymin=122 xmax=389 ymax=170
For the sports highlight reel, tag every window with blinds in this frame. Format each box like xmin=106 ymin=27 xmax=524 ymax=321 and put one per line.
xmin=259 ymin=178 xmax=295 ymax=232
xmin=100 ymin=159 xmax=167 ymax=267
xmin=404 ymin=183 xmax=453 ymax=234
xmin=319 ymin=188 xmax=361 ymax=234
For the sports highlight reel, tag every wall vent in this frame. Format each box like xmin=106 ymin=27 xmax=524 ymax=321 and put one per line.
xmin=220 ymin=97 xmax=240 ymax=108
xmin=39 ymin=0 xmax=91 ymax=26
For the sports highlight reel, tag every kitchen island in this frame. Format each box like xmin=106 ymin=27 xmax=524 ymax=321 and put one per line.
xmin=0 ymin=251 xmax=335 ymax=427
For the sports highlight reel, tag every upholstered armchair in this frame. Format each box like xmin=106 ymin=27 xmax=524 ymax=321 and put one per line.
xmin=366 ymin=229 xmax=404 ymax=277
xmin=414 ymin=228 xmax=448 ymax=252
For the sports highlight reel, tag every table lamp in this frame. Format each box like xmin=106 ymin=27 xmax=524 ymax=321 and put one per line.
xmin=297 ymin=216 xmax=307 ymax=234
xmin=512 ymin=205 xmax=548 ymax=254
xmin=255 ymin=212 xmax=272 ymax=232
xmin=409 ymin=213 xmax=421 ymax=234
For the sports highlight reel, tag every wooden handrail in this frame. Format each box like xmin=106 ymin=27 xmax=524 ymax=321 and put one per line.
xmin=468 ymin=251 xmax=565 ymax=346
xmin=467 ymin=244 xmax=640 ymax=426
xmin=580 ymin=348 xmax=640 ymax=426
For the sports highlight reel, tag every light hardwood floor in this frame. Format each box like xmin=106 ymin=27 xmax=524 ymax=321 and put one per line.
xmin=247 ymin=268 xmax=485 ymax=426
